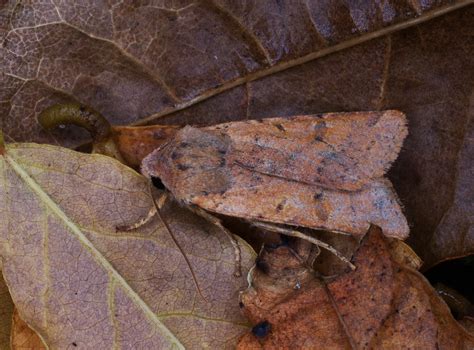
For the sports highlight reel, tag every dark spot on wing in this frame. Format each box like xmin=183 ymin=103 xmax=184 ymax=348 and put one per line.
xmin=314 ymin=192 xmax=323 ymax=200
xmin=177 ymin=163 xmax=191 ymax=171
xmin=179 ymin=142 xmax=190 ymax=148
xmin=314 ymin=135 xmax=324 ymax=142
xmin=276 ymin=199 xmax=287 ymax=211
xmin=314 ymin=121 xmax=326 ymax=129
xmin=274 ymin=123 xmax=285 ymax=132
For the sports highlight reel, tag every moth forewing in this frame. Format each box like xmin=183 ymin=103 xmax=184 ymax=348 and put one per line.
xmin=206 ymin=110 xmax=407 ymax=191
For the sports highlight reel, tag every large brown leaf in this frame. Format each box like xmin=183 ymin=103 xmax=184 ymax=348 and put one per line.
xmin=238 ymin=226 xmax=474 ymax=348
xmin=0 ymin=142 xmax=255 ymax=349
xmin=0 ymin=1 xmax=468 ymax=145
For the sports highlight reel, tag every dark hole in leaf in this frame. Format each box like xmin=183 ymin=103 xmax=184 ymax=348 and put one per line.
xmin=151 ymin=176 xmax=166 ymax=190
xmin=424 ymin=255 xmax=474 ymax=319
xmin=252 ymin=320 xmax=271 ymax=338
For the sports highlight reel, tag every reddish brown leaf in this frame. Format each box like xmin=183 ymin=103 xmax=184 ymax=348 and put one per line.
xmin=11 ymin=308 xmax=46 ymax=350
xmin=238 ymin=226 xmax=474 ymax=349
xmin=112 ymin=125 xmax=179 ymax=168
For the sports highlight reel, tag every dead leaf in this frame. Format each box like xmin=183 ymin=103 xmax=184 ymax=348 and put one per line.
xmin=11 ymin=308 xmax=46 ymax=350
xmin=238 ymin=226 xmax=474 ymax=349
xmin=142 ymin=111 xmax=408 ymax=239
xmin=0 ymin=270 xmax=14 ymax=349
xmin=0 ymin=142 xmax=255 ymax=349
xmin=112 ymin=125 xmax=179 ymax=168
xmin=0 ymin=1 xmax=467 ymax=145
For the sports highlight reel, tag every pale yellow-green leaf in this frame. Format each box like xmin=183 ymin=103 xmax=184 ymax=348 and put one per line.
xmin=0 ymin=143 xmax=255 ymax=349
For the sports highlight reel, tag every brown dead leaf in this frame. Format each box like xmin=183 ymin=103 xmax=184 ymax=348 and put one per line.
xmin=0 ymin=142 xmax=255 ymax=349
xmin=112 ymin=125 xmax=179 ymax=168
xmin=11 ymin=308 xmax=46 ymax=350
xmin=0 ymin=1 xmax=467 ymax=146
xmin=0 ymin=270 xmax=14 ymax=350
xmin=238 ymin=226 xmax=474 ymax=349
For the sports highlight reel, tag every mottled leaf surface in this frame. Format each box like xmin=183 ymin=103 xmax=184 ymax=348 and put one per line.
xmin=0 ymin=143 xmax=255 ymax=349
xmin=238 ymin=226 xmax=474 ymax=348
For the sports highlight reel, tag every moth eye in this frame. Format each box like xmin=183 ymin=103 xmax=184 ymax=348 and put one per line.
xmin=151 ymin=176 xmax=166 ymax=190
xmin=252 ymin=320 xmax=271 ymax=338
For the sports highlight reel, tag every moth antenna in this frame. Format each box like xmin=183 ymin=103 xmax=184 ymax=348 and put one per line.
xmin=253 ymin=222 xmax=356 ymax=270
xmin=152 ymin=190 xmax=208 ymax=302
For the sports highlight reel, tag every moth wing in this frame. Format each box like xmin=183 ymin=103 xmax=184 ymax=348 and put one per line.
xmin=190 ymin=165 xmax=409 ymax=239
xmin=209 ymin=110 xmax=407 ymax=191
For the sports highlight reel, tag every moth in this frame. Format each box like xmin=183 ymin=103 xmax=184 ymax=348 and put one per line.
xmin=141 ymin=111 xmax=409 ymax=269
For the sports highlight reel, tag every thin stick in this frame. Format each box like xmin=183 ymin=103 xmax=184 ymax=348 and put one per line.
xmin=253 ymin=222 xmax=356 ymax=270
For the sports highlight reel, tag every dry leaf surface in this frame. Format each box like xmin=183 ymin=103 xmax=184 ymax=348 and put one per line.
xmin=0 ymin=1 xmax=466 ymax=145
xmin=11 ymin=307 xmax=46 ymax=350
xmin=0 ymin=143 xmax=255 ymax=349
xmin=238 ymin=226 xmax=474 ymax=349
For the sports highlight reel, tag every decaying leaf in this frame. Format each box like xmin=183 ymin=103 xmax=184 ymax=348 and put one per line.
xmin=143 ymin=111 xmax=409 ymax=239
xmin=0 ymin=142 xmax=255 ymax=349
xmin=11 ymin=307 xmax=46 ymax=350
xmin=112 ymin=125 xmax=179 ymax=168
xmin=238 ymin=226 xmax=474 ymax=349
xmin=0 ymin=1 xmax=466 ymax=146
xmin=0 ymin=270 xmax=14 ymax=350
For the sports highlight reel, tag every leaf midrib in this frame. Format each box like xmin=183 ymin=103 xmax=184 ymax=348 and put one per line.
xmin=4 ymin=152 xmax=185 ymax=349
